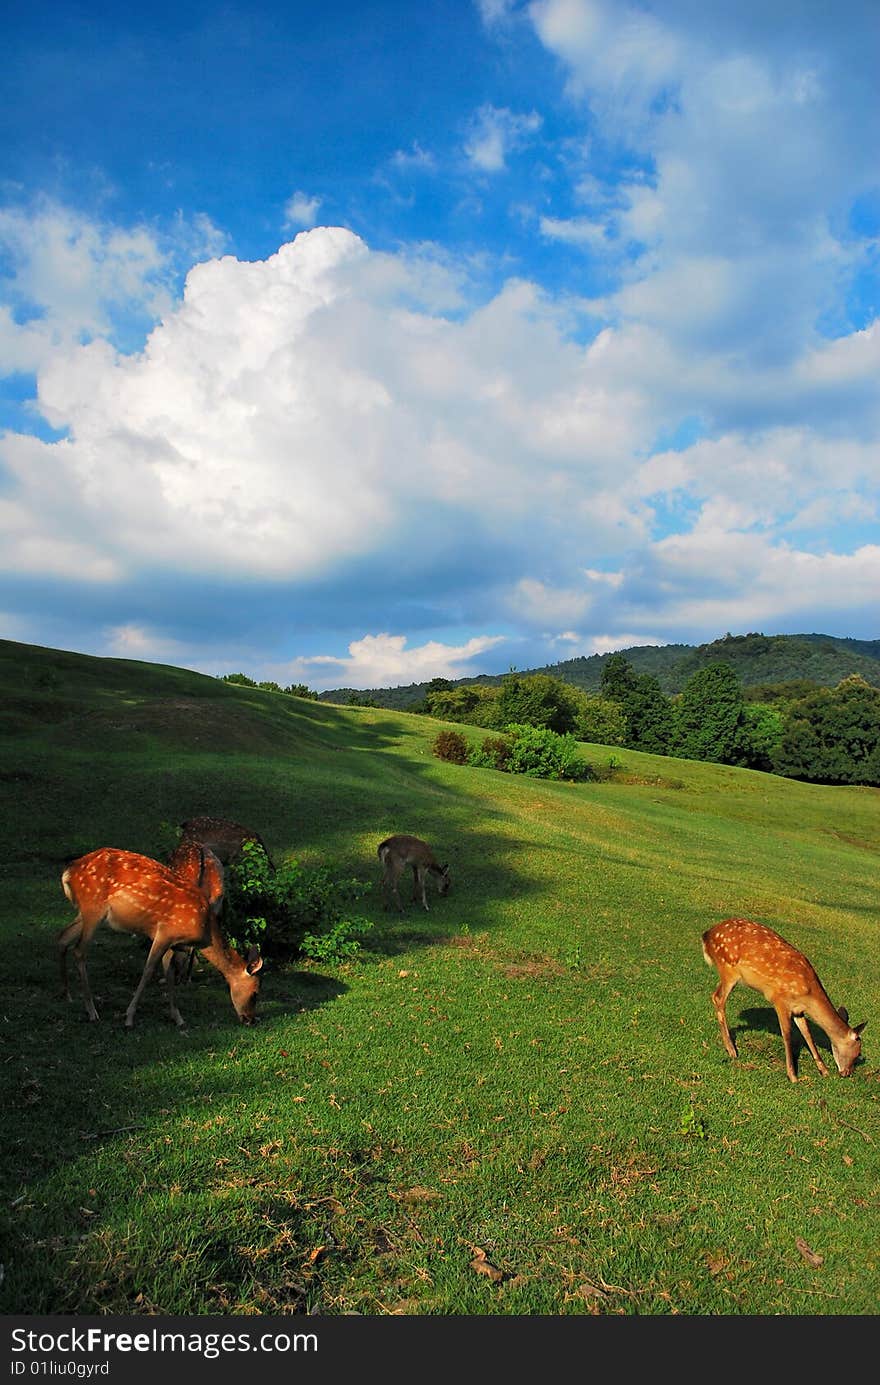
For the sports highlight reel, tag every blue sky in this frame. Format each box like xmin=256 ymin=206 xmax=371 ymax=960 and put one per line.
xmin=1 ymin=1 xmax=878 ymax=691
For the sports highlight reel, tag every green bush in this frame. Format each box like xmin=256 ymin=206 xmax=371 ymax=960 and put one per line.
xmin=432 ymin=729 xmax=469 ymax=764
xmin=504 ymin=724 xmax=594 ymax=781
xmin=225 ymin=840 xmax=372 ymax=964
xmin=467 ymin=734 xmax=513 ymax=771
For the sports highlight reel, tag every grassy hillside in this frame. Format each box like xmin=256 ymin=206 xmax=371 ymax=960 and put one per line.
xmin=1 ymin=638 xmax=878 ymax=1316
xmin=319 ymin=631 xmax=880 ymax=708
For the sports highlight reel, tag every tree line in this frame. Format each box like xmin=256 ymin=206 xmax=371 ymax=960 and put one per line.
xmin=417 ymin=656 xmax=880 ymax=787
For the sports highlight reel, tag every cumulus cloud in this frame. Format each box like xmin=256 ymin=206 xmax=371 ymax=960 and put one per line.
xmin=2 ymin=225 xmax=676 ymax=595
xmin=1 ymin=172 xmax=877 ymax=679
xmin=276 ymin=632 xmax=507 ymax=691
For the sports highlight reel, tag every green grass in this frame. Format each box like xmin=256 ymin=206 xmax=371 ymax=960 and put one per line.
xmin=0 ymin=637 xmax=878 ymax=1316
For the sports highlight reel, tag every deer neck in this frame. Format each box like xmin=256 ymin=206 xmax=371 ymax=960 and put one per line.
xmin=198 ymin=916 xmax=247 ymax=980
xmin=803 ymin=986 xmax=848 ymax=1037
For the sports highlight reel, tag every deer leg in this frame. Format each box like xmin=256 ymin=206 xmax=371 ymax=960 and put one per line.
xmin=711 ymin=975 xmax=739 ymax=1059
xmin=160 ymin=951 xmax=186 ymax=1029
xmin=414 ymin=866 xmax=429 ymax=911
xmin=793 ymin=1014 xmax=830 ymax=1077
xmin=58 ymin=916 xmax=83 ymax=1002
xmin=60 ymin=913 xmax=101 ymax=1022
xmin=389 ymin=865 xmax=404 ymax=914
xmin=125 ymin=936 xmax=172 ymax=1029
xmin=72 ymin=946 xmax=100 ymax=1022
xmin=773 ymin=1003 xmax=799 ymax=1083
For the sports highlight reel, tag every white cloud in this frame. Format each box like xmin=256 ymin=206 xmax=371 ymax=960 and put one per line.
xmin=283 ymin=191 xmax=322 ymax=229
xmin=277 ymin=632 xmax=507 ymax=691
xmin=621 ymin=536 xmax=880 ymax=639
xmin=586 ymin=632 xmax=667 ymax=655
xmin=1 ymin=204 xmax=878 ymax=666
xmin=528 ymin=0 xmax=880 ymax=369
xmin=104 ymin=623 xmax=192 ymax=661
xmin=509 ymin=577 xmax=593 ymax=626
xmin=539 ymin=214 xmax=608 ymax=248
xmin=464 ymin=105 xmax=542 ymax=172
xmin=0 ymin=200 xmax=172 ymax=372
xmin=390 ymin=143 xmax=436 ymax=172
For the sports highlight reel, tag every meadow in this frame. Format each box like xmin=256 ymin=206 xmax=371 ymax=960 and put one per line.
xmin=0 ymin=638 xmax=878 ymax=1316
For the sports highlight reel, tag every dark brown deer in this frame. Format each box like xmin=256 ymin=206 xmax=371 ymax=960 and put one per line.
xmin=58 ymin=847 xmax=262 ymax=1028
xmin=378 ymin=835 xmax=450 ymax=913
xmin=179 ymin=816 xmax=274 ymax=870
xmin=702 ymin=917 xmax=866 ymax=1082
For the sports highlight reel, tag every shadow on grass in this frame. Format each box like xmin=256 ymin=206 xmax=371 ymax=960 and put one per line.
xmin=734 ymin=1004 xmax=867 ymax=1074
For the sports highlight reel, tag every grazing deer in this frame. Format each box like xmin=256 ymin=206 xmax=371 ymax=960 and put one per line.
xmin=164 ymin=838 xmax=226 ymax=984
xmin=702 ymin=917 xmax=866 ymax=1082
xmin=179 ymin=816 xmax=274 ymax=870
xmin=378 ymin=835 xmax=450 ymax=913
xmin=58 ymin=847 xmax=262 ymax=1029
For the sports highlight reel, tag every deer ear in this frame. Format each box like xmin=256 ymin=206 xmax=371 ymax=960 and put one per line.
xmin=837 ymin=1006 xmax=849 ymax=1024
xmin=246 ymin=947 xmax=264 ymax=975
xmin=853 ymin=1020 xmax=867 ymax=1036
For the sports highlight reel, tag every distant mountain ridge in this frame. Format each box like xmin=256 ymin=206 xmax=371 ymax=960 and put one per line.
xmin=319 ymin=632 xmax=880 ymax=708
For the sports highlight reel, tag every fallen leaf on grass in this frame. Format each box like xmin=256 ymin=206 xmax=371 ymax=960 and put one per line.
xmin=469 ymin=1247 xmax=504 ymax=1282
xmin=795 ymin=1237 xmax=823 ymax=1268
xmin=571 ymin=1280 xmax=608 ymax=1302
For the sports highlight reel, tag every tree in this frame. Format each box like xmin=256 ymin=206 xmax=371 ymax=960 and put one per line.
xmin=574 ymin=694 xmax=628 ymax=746
xmin=599 ymin=655 xmax=673 ymax=752
xmin=626 ymin=674 xmax=675 ymax=754
xmin=497 ymin=673 xmax=582 ymax=735
xmin=426 ymin=684 xmax=500 ymax=727
xmin=283 ymin=683 xmax=318 ymax=700
xmin=221 ymin=672 xmax=257 ymax=688
xmin=600 ymin=652 xmax=639 ymax=702
xmin=737 ymin=703 xmax=785 ymax=772
xmin=674 ymin=663 xmax=747 ymax=764
xmin=773 ymin=676 xmax=880 ymax=784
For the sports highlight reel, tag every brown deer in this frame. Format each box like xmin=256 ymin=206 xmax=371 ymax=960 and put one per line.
xmin=378 ymin=835 xmax=450 ymax=913
xmin=702 ymin=917 xmax=866 ymax=1082
xmin=58 ymin=847 xmax=262 ymax=1029
xmin=163 ymin=837 xmax=227 ymax=984
xmin=179 ymin=816 xmax=274 ymax=870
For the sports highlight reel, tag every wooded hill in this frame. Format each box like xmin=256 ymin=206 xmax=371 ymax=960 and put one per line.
xmin=319 ymin=631 xmax=880 ymax=708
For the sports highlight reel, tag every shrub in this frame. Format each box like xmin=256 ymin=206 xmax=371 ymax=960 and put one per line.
xmin=225 ymin=841 xmax=372 ymax=964
xmin=467 ymin=735 xmax=513 ymax=771
xmin=504 ymin=724 xmax=594 ymax=781
xmin=432 ymin=729 xmax=469 ymax=764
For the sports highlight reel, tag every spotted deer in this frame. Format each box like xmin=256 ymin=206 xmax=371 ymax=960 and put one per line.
xmin=179 ymin=816 xmax=274 ymax=870
xmin=378 ymin=835 xmax=450 ymax=913
xmin=702 ymin=917 xmax=866 ymax=1082
xmin=58 ymin=847 xmax=262 ymax=1028
xmin=164 ymin=837 xmax=227 ymax=984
